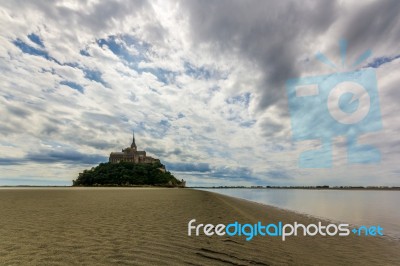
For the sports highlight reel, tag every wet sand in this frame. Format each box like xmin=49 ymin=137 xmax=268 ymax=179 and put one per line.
xmin=0 ymin=187 xmax=399 ymax=265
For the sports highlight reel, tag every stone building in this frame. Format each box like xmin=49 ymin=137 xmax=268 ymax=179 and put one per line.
xmin=109 ymin=132 xmax=160 ymax=164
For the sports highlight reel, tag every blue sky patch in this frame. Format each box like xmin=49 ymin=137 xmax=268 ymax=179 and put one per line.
xmin=80 ymin=49 xmax=90 ymax=56
xmin=97 ymin=35 xmax=148 ymax=67
xmin=226 ymin=92 xmax=251 ymax=107
xmin=142 ymin=67 xmax=176 ymax=84
xmin=97 ymin=35 xmax=176 ymax=84
xmin=60 ymin=80 xmax=84 ymax=93
xmin=13 ymin=39 xmax=50 ymax=60
xmin=27 ymin=33 xmax=45 ymax=48
xmin=83 ymin=68 xmax=108 ymax=87
xmin=184 ymin=62 xmax=213 ymax=79
xmin=121 ymin=35 xmax=150 ymax=55
xmin=367 ymin=54 xmax=400 ymax=68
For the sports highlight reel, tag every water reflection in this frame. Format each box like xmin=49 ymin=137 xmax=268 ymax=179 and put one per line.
xmin=202 ymin=189 xmax=400 ymax=238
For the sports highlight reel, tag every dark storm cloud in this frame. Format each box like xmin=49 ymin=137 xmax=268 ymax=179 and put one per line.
xmin=147 ymin=147 xmax=183 ymax=157
xmin=181 ymin=0 xmax=339 ymax=111
xmin=40 ymin=123 xmax=60 ymax=136
xmin=167 ymin=162 xmax=211 ymax=172
xmin=7 ymin=105 xmax=31 ymax=118
xmin=25 ymin=150 xmax=107 ymax=164
xmin=169 ymin=163 xmax=256 ymax=181
xmin=0 ymin=158 xmax=24 ymax=165
xmin=172 ymin=164 xmax=262 ymax=183
xmin=342 ymin=0 xmax=400 ymax=57
xmin=0 ymin=178 xmax=69 ymax=186
xmin=211 ymin=166 xmax=254 ymax=180
xmin=0 ymin=150 xmax=106 ymax=165
xmin=212 ymin=166 xmax=263 ymax=183
xmin=259 ymin=119 xmax=284 ymax=138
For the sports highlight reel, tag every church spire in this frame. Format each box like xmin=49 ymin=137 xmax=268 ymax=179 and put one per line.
xmin=131 ymin=130 xmax=137 ymax=150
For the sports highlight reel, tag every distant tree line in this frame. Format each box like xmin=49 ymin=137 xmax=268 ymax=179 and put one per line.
xmin=73 ymin=161 xmax=184 ymax=187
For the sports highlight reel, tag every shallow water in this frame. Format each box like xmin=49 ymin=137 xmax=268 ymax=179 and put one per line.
xmin=201 ymin=188 xmax=400 ymax=239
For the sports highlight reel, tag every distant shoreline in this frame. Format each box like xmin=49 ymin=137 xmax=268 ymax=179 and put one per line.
xmin=192 ymin=186 xmax=400 ymax=190
xmin=0 ymin=185 xmax=182 ymax=188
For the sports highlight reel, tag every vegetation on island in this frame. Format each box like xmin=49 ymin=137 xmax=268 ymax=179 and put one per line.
xmin=73 ymin=161 xmax=184 ymax=187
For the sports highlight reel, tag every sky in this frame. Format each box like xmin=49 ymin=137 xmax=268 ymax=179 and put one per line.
xmin=0 ymin=0 xmax=399 ymax=186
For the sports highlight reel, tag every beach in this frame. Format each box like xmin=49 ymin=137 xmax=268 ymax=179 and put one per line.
xmin=0 ymin=188 xmax=399 ymax=265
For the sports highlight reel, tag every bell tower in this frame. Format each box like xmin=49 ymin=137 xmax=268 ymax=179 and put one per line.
xmin=131 ymin=130 xmax=137 ymax=151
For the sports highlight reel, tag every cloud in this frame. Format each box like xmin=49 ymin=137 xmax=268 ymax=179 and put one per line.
xmin=26 ymin=150 xmax=107 ymax=164
xmin=0 ymin=0 xmax=399 ymax=186
xmin=0 ymin=158 xmax=24 ymax=166
xmin=166 ymin=162 xmax=211 ymax=172
xmin=210 ymin=166 xmax=249 ymax=178
xmin=267 ymin=170 xmax=292 ymax=180
xmin=1 ymin=0 xmax=151 ymax=33
xmin=0 ymin=178 xmax=69 ymax=186
xmin=180 ymin=0 xmax=339 ymax=111
xmin=0 ymin=150 xmax=107 ymax=165
xmin=6 ymin=105 xmax=31 ymax=118
xmin=341 ymin=0 xmax=400 ymax=56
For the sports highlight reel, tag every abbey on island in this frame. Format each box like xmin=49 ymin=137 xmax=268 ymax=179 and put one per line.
xmin=109 ymin=131 xmax=160 ymax=165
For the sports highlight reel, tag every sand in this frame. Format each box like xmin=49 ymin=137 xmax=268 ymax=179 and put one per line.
xmin=0 ymin=188 xmax=399 ymax=265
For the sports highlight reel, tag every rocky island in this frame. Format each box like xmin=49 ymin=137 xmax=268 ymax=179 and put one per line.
xmin=73 ymin=132 xmax=185 ymax=187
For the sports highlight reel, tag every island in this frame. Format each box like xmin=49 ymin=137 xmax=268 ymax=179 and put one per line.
xmin=73 ymin=132 xmax=185 ymax=187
